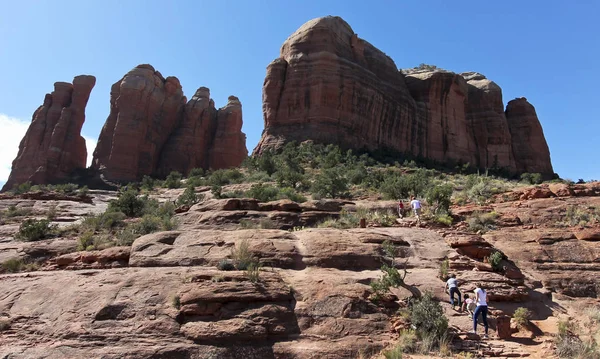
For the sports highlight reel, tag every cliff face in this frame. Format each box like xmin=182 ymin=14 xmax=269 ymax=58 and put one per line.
xmin=2 ymin=76 xmax=96 ymax=191
xmin=254 ymin=16 xmax=553 ymax=176
xmin=92 ymin=65 xmax=248 ymax=183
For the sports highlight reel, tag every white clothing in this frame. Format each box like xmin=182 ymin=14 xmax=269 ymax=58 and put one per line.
xmin=446 ymin=278 xmax=458 ymax=288
xmin=410 ymin=199 xmax=421 ymax=209
xmin=474 ymin=288 xmax=487 ymax=306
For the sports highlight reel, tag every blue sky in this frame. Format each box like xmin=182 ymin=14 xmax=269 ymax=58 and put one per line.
xmin=0 ymin=0 xmax=598 ymax=184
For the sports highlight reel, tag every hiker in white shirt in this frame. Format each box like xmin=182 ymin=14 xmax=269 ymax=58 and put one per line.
xmin=409 ymin=196 xmax=422 ymax=222
xmin=472 ymin=284 xmax=489 ymax=338
xmin=444 ymin=273 xmax=462 ymax=310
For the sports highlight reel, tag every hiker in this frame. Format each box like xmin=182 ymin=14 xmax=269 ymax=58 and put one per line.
xmin=445 ymin=273 xmax=462 ymax=309
xmin=410 ymin=196 xmax=422 ymax=222
xmin=461 ymin=294 xmax=476 ymax=318
xmin=397 ymin=200 xmax=405 ymax=218
xmin=472 ymin=284 xmax=489 ymax=338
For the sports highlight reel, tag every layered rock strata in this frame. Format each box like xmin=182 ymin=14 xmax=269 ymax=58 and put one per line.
xmin=93 ymin=64 xmax=248 ymax=183
xmin=2 ymin=76 xmax=96 ymax=191
xmin=254 ymin=16 xmax=553 ymax=176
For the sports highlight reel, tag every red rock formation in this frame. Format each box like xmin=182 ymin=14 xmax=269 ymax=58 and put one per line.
xmin=255 ymin=16 xmax=554 ymax=176
xmin=93 ymin=64 xmax=247 ymax=183
xmin=506 ymin=97 xmax=553 ymax=175
xmin=92 ymin=64 xmax=186 ymax=183
xmin=209 ymin=96 xmax=248 ymax=169
xmin=2 ymin=76 xmax=95 ymax=191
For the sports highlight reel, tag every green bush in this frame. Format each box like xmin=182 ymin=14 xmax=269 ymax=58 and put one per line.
xmin=513 ymin=307 xmax=531 ymax=329
xmin=279 ymin=187 xmax=307 ymax=203
xmin=379 ymin=169 xmax=432 ymax=200
xmin=311 ymin=167 xmax=349 ymax=198
xmin=164 ymin=171 xmax=183 ymax=189
xmin=231 ymin=239 xmax=253 ymax=270
xmin=188 ymin=167 xmax=204 ymax=178
xmin=254 ymin=151 xmax=277 ymax=176
xmin=467 ymin=211 xmax=498 ymax=233
xmin=488 ymin=251 xmax=505 ymax=272
xmin=10 ymin=181 xmax=32 ymax=194
xmin=521 ymin=173 xmax=543 ymax=185
xmin=108 ymin=189 xmax=146 ymax=217
xmin=425 ymin=184 xmax=453 ymax=214
xmin=16 ymin=219 xmax=55 ymax=241
xmin=141 ymin=175 xmax=155 ymax=191
xmin=245 ymin=261 xmax=262 ymax=283
xmin=217 ymin=259 xmax=235 ymax=271
xmin=410 ymin=292 xmax=448 ymax=339
xmin=77 ymin=232 xmax=114 ymax=251
xmin=318 ymin=209 xmax=359 ymax=229
xmin=1 ymin=257 xmax=23 ymax=273
xmin=439 ymin=258 xmax=449 ymax=280
xmin=433 ymin=213 xmax=453 ymax=226
xmin=177 ymin=185 xmax=201 ymax=206
xmin=207 ymin=169 xmax=244 ymax=186
xmin=81 ymin=211 xmax=126 ymax=232
xmin=246 ymin=183 xmax=280 ymax=202
xmin=3 ymin=205 xmax=32 ymax=218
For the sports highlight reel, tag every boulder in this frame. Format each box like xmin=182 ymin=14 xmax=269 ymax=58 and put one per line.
xmin=2 ymin=76 xmax=95 ymax=191
xmin=575 ymin=229 xmax=600 ymax=241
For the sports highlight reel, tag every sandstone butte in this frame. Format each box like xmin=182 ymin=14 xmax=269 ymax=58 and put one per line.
xmin=92 ymin=64 xmax=248 ymax=183
xmin=254 ymin=16 xmax=554 ymax=177
xmin=1 ymin=76 xmax=96 ymax=192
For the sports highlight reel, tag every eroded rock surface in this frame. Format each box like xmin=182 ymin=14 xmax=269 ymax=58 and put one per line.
xmin=254 ymin=16 xmax=553 ymax=176
xmin=2 ymin=76 xmax=95 ymax=191
xmin=92 ymin=65 xmax=247 ymax=183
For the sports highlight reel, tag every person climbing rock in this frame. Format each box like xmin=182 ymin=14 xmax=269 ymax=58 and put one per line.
xmin=409 ymin=196 xmax=422 ymax=223
xmin=461 ymin=294 xmax=476 ymax=318
xmin=397 ymin=200 xmax=405 ymax=218
xmin=444 ymin=273 xmax=462 ymax=310
xmin=472 ymin=284 xmax=489 ymax=338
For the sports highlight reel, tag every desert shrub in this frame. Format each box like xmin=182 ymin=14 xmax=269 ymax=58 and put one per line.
xmin=164 ymin=171 xmax=183 ymax=189
xmin=279 ymin=187 xmax=307 ymax=203
xmin=10 ymin=181 xmax=32 ymax=194
xmin=318 ymin=209 xmax=359 ymax=229
xmin=108 ymin=189 xmax=146 ymax=217
xmin=382 ymin=344 xmax=404 ymax=359
xmin=246 ymin=183 xmax=280 ymax=202
xmin=136 ymin=214 xmax=176 ymax=235
xmin=521 ymin=172 xmax=543 ymax=185
xmin=439 ymin=257 xmax=449 ymax=280
xmin=231 ymin=239 xmax=253 ymax=270
xmin=78 ymin=186 xmax=89 ymax=196
xmin=115 ymin=229 xmax=138 ymax=246
xmin=410 ymin=292 xmax=448 ymax=340
xmin=46 ymin=204 xmax=58 ymax=220
xmin=488 ymin=251 xmax=505 ymax=272
xmin=1 ymin=258 xmax=24 ymax=273
xmin=245 ymin=261 xmax=262 ymax=283
xmin=425 ymin=184 xmax=453 ymax=214
xmin=379 ymin=169 xmax=432 ymax=199
xmin=81 ymin=211 xmax=126 ymax=232
xmin=561 ymin=206 xmax=600 ymax=227
xmin=172 ymin=295 xmax=181 ymax=309
xmin=211 ymin=185 xmax=223 ymax=199
xmin=51 ymin=183 xmax=79 ymax=194
xmin=347 ymin=163 xmax=369 ymax=185
xmin=3 ymin=205 xmax=32 ymax=218
xmin=367 ymin=209 xmax=396 ymax=227
xmin=140 ymin=175 xmax=155 ymax=191
xmin=371 ymin=258 xmax=406 ymax=301
xmin=466 ymin=177 xmax=506 ymax=204
xmin=16 ymin=219 xmax=55 ymax=241
xmin=467 ymin=211 xmax=498 ymax=233
xmin=207 ymin=169 xmax=244 ymax=186
xmin=245 ymin=170 xmax=272 ymax=183
xmin=434 ymin=213 xmax=453 ymax=226
xmin=513 ymin=307 xmax=531 ymax=329
xmin=254 ymin=151 xmax=277 ymax=176
xmin=585 ymin=306 xmax=600 ymax=324
xmin=188 ymin=167 xmax=204 ymax=178
xmin=177 ymin=185 xmax=200 ymax=206
xmin=217 ymin=259 xmax=235 ymax=271
xmin=555 ymin=319 xmax=600 ymax=358
xmin=77 ymin=232 xmax=114 ymax=251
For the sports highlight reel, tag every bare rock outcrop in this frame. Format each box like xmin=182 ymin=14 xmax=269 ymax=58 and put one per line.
xmin=2 ymin=76 xmax=95 ymax=191
xmin=93 ymin=65 xmax=248 ymax=183
xmin=255 ymin=16 xmax=553 ymax=176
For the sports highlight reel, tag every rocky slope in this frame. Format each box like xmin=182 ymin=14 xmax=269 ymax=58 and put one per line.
xmin=1 ymin=181 xmax=599 ymax=358
xmin=254 ymin=16 xmax=553 ymax=177
xmin=2 ymin=76 xmax=96 ymax=191
xmin=92 ymin=64 xmax=248 ymax=183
